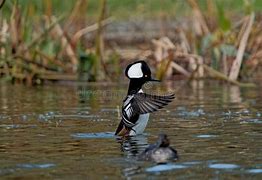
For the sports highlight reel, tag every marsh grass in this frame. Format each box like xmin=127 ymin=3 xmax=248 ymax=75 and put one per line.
xmin=0 ymin=0 xmax=261 ymax=85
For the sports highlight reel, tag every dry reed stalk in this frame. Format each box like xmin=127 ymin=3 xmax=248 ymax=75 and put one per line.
xmin=38 ymin=73 xmax=77 ymax=81
xmin=178 ymin=28 xmax=204 ymax=78
xmin=44 ymin=0 xmax=52 ymax=18
xmin=196 ymin=56 xmax=204 ymax=78
xmin=246 ymin=50 xmax=262 ymax=76
xmin=13 ymin=55 xmax=52 ymax=73
xmin=171 ymin=62 xmax=190 ymax=77
xmin=153 ymin=37 xmax=195 ymax=79
xmin=0 ymin=0 xmax=6 ymax=10
xmin=229 ymin=12 xmax=255 ymax=80
xmin=10 ymin=2 xmax=21 ymax=53
xmin=178 ymin=29 xmax=190 ymax=53
xmin=52 ymin=17 xmax=78 ymax=69
xmin=27 ymin=15 xmax=64 ymax=50
xmin=153 ymin=37 xmax=175 ymax=79
xmin=187 ymin=0 xmax=210 ymax=36
xmin=0 ymin=20 xmax=8 ymax=55
xmin=235 ymin=16 xmax=249 ymax=47
xmin=35 ymin=50 xmax=70 ymax=72
xmin=112 ymin=49 xmax=147 ymax=60
xmin=222 ymin=53 xmax=228 ymax=75
xmin=178 ymin=29 xmax=196 ymax=72
xmin=134 ymin=50 xmax=152 ymax=60
xmin=206 ymin=0 xmax=215 ymax=16
xmin=246 ymin=50 xmax=262 ymax=68
xmin=203 ymin=64 xmax=255 ymax=87
xmin=64 ymin=0 xmax=88 ymax=30
xmin=72 ymin=17 xmax=113 ymax=44
xmin=173 ymin=52 xmax=202 ymax=77
xmin=95 ymin=0 xmax=107 ymax=81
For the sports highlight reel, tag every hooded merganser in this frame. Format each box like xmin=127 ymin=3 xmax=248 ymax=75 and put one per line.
xmin=115 ymin=60 xmax=175 ymax=136
xmin=138 ymin=134 xmax=178 ymax=163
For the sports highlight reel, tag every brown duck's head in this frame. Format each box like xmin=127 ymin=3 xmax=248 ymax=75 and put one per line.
xmin=157 ymin=133 xmax=170 ymax=147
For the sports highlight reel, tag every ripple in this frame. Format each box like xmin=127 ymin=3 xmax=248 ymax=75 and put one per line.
xmin=0 ymin=124 xmax=37 ymax=129
xmin=17 ymin=163 xmax=55 ymax=169
xmin=247 ymin=169 xmax=262 ymax=174
xmin=101 ymin=108 xmax=118 ymax=112
xmin=146 ymin=163 xmax=187 ymax=172
xmin=241 ymin=118 xmax=262 ymax=124
xmin=20 ymin=115 xmax=28 ymax=121
xmin=195 ymin=134 xmax=217 ymax=138
xmin=0 ymin=115 xmax=9 ymax=120
xmin=71 ymin=132 xmax=115 ymax=139
xmin=0 ymin=168 xmax=15 ymax=175
xmin=209 ymin=163 xmax=239 ymax=169
xmin=182 ymin=161 xmax=202 ymax=165
xmin=176 ymin=108 xmax=206 ymax=117
xmin=0 ymin=124 xmax=20 ymax=129
xmin=53 ymin=114 xmax=98 ymax=119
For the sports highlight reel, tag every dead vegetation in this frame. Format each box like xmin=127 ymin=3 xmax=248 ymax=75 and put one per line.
xmin=0 ymin=0 xmax=261 ymax=85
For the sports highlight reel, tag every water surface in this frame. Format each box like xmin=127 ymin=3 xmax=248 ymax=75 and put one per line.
xmin=0 ymin=81 xmax=261 ymax=179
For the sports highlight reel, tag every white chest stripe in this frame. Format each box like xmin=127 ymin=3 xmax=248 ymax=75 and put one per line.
xmin=125 ymin=103 xmax=131 ymax=111
xmin=129 ymin=113 xmax=149 ymax=135
xmin=123 ymin=115 xmax=135 ymax=127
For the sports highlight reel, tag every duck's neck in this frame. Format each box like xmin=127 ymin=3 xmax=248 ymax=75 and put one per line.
xmin=127 ymin=79 xmax=145 ymax=95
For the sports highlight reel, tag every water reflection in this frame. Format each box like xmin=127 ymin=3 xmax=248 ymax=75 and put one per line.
xmin=0 ymin=82 xmax=261 ymax=179
xmin=229 ymin=85 xmax=242 ymax=103
xmin=72 ymin=132 xmax=115 ymax=139
xmin=117 ymin=135 xmax=149 ymax=158
xmin=123 ymin=166 xmax=143 ymax=177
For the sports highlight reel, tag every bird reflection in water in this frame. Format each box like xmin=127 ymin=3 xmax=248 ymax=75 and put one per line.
xmin=116 ymin=135 xmax=149 ymax=158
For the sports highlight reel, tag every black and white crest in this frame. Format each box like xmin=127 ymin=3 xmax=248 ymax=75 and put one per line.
xmin=126 ymin=62 xmax=143 ymax=78
xmin=125 ymin=61 xmax=152 ymax=79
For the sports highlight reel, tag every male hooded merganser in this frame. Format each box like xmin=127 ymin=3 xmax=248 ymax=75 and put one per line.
xmin=138 ymin=134 xmax=178 ymax=163
xmin=115 ymin=60 xmax=175 ymax=136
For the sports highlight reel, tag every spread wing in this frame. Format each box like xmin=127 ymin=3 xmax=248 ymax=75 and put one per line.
xmin=122 ymin=93 xmax=175 ymax=127
xmin=132 ymin=93 xmax=175 ymax=114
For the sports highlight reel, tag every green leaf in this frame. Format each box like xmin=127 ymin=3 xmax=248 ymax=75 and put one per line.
xmin=220 ymin=44 xmax=237 ymax=56
xmin=78 ymin=52 xmax=96 ymax=81
xmin=201 ymin=33 xmax=213 ymax=55
xmin=216 ymin=1 xmax=231 ymax=31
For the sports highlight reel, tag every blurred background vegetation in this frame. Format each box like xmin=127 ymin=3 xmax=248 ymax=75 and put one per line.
xmin=0 ymin=0 xmax=261 ymax=85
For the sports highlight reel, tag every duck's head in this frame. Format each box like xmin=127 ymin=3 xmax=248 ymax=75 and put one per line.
xmin=157 ymin=133 xmax=170 ymax=147
xmin=125 ymin=60 xmax=159 ymax=83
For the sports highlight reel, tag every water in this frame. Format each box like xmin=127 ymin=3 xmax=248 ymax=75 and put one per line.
xmin=0 ymin=81 xmax=261 ymax=179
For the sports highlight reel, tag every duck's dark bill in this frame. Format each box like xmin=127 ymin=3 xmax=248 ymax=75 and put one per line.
xmin=149 ymin=78 xmax=160 ymax=82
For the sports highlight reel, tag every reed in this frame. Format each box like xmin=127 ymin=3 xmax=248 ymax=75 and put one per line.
xmin=0 ymin=0 xmax=261 ymax=85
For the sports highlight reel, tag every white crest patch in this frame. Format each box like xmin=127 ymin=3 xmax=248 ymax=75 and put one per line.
xmin=127 ymin=63 xmax=143 ymax=78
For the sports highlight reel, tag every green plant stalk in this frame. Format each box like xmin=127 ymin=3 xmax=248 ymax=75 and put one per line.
xmin=27 ymin=15 xmax=65 ymax=50
xmin=94 ymin=0 xmax=107 ymax=81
